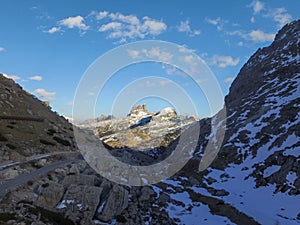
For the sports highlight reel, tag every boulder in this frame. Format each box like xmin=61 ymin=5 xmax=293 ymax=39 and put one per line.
xmin=37 ymin=182 xmax=65 ymax=208
xmin=62 ymin=174 xmax=95 ymax=187
xmin=58 ymin=184 xmax=103 ymax=224
xmin=96 ymin=184 xmax=129 ymax=222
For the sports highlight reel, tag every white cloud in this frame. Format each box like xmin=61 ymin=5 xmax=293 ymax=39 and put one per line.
xmin=265 ymin=7 xmax=292 ymax=28
xmin=206 ymin=17 xmax=225 ymax=31
xmin=177 ymin=19 xmax=200 ymax=36
xmin=0 ymin=47 xmax=5 ymax=52
xmin=96 ymin=11 xmax=109 ymax=20
xmin=109 ymin=13 xmax=140 ymax=25
xmin=47 ymin=27 xmax=61 ymax=34
xmin=183 ymin=55 xmax=196 ymax=65
xmin=127 ymin=49 xmax=140 ymax=59
xmin=250 ymin=0 xmax=264 ymax=14
xmin=224 ymin=77 xmax=235 ymax=83
xmin=144 ymin=79 xmax=171 ymax=88
xmin=145 ymin=80 xmax=156 ymax=88
xmin=131 ymin=47 xmax=173 ymax=62
xmin=29 ymin=75 xmax=43 ymax=81
xmin=59 ymin=16 xmax=89 ymax=30
xmin=227 ymin=29 xmax=275 ymax=43
xmin=159 ymin=80 xmax=172 ymax=87
xmin=145 ymin=48 xmax=172 ymax=61
xmin=33 ymin=88 xmax=56 ymax=101
xmin=248 ymin=1 xmax=292 ymax=28
xmin=3 ymin=74 xmax=20 ymax=80
xmin=238 ymin=41 xmax=244 ymax=46
xmin=193 ymin=30 xmax=201 ymax=35
xmin=178 ymin=20 xmax=191 ymax=33
xmin=250 ymin=17 xmax=255 ymax=23
xmin=142 ymin=18 xmax=167 ymax=35
xmin=206 ymin=17 xmax=220 ymax=26
xmin=163 ymin=64 xmax=183 ymax=76
xmin=211 ymin=55 xmax=240 ymax=68
xmin=97 ymin=11 xmax=166 ymax=41
xmin=178 ymin=46 xmax=195 ymax=54
xmin=99 ymin=22 xmax=122 ymax=32
xmin=248 ymin=30 xmax=275 ymax=42
xmin=63 ymin=115 xmax=74 ymax=123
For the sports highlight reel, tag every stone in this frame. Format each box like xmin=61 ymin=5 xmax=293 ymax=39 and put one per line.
xmin=96 ymin=184 xmax=129 ymax=222
xmin=138 ymin=186 xmax=155 ymax=202
xmin=62 ymin=174 xmax=95 ymax=187
xmin=59 ymin=184 xmax=103 ymax=224
xmin=37 ymin=182 xmax=65 ymax=208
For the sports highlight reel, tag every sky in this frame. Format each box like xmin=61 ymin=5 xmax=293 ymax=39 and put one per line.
xmin=0 ymin=0 xmax=299 ymax=120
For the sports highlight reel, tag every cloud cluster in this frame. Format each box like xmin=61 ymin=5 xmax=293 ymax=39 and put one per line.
xmin=96 ymin=11 xmax=167 ymax=42
xmin=3 ymin=74 xmax=20 ymax=80
xmin=33 ymin=88 xmax=56 ymax=101
xmin=228 ymin=29 xmax=275 ymax=42
xmin=177 ymin=20 xmax=200 ymax=36
xmin=46 ymin=15 xmax=89 ymax=34
xmin=0 ymin=47 xmax=5 ymax=52
xmin=249 ymin=0 xmax=292 ymax=28
xmin=59 ymin=15 xmax=89 ymax=30
xmin=248 ymin=30 xmax=275 ymax=42
xmin=29 ymin=75 xmax=43 ymax=81
xmin=127 ymin=47 xmax=173 ymax=62
xmin=206 ymin=17 xmax=226 ymax=31
xmin=211 ymin=55 xmax=240 ymax=68
xmin=250 ymin=0 xmax=264 ymax=14
xmin=144 ymin=79 xmax=172 ymax=88
xmin=47 ymin=27 xmax=61 ymax=34
xmin=264 ymin=7 xmax=292 ymax=28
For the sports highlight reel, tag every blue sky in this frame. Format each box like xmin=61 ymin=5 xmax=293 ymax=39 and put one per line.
xmin=0 ymin=0 xmax=298 ymax=120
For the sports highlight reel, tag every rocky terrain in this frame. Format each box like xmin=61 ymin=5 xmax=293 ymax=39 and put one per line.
xmin=0 ymin=19 xmax=299 ymax=225
xmin=0 ymin=75 xmax=77 ymax=163
xmin=79 ymin=104 xmax=198 ymax=150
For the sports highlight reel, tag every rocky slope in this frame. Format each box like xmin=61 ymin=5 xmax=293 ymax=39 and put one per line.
xmin=79 ymin=104 xmax=198 ymax=150
xmin=0 ymin=19 xmax=299 ymax=225
xmin=144 ymin=19 xmax=300 ymax=225
xmin=0 ymin=75 xmax=77 ymax=163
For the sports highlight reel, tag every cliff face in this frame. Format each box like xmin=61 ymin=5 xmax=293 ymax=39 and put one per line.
xmin=0 ymin=74 xmax=77 ymax=163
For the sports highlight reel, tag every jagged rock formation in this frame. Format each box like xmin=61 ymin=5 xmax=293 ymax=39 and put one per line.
xmin=0 ymin=74 xmax=77 ymax=164
xmin=80 ymin=104 xmax=198 ymax=150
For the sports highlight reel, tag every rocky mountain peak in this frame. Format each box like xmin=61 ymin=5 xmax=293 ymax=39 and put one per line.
xmin=129 ymin=104 xmax=148 ymax=117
